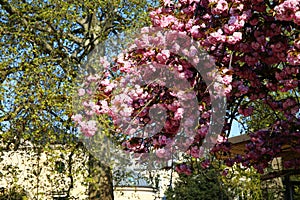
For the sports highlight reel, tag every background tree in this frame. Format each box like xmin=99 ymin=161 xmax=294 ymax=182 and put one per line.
xmin=164 ymin=158 xmax=262 ymax=199
xmin=0 ymin=0 xmax=153 ymax=145
xmin=0 ymin=0 xmax=159 ymax=199
xmin=221 ymin=164 xmax=262 ymax=199
xmin=164 ymin=161 xmax=229 ymax=200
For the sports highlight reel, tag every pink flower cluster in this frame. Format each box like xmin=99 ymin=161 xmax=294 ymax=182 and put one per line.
xmin=275 ymin=0 xmax=300 ymax=24
xmin=72 ymin=26 xmax=232 ymax=167
xmin=211 ymin=0 xmax=228 ymax=15
xmin=106 ymin=48 xmax=214 ymax=159
xmin=72 ymin=0 xmax=300 ymax=173
xmin=146 ymin=0 xmax=300 ymax=173
xmin=72 ymin=114 xmax=98 ymax=137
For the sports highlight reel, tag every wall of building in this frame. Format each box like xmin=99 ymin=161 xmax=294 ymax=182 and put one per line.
xmin=0 ymin=142 xmax=89 ymax=199
xmin=0 ymin=142 xmax=175 ymax=200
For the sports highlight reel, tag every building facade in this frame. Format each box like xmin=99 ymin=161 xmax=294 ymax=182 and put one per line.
xmin=0 ymin=140 xmax=173 ymax=200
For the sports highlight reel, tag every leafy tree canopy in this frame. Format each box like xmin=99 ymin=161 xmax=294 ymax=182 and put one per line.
xmin=0 ymin=0 xmax=156 ymax=147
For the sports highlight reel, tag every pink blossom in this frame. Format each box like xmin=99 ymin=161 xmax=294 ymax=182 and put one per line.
xmin=201 ymin=111 xmax=210 ymax=119
xmin=156 ymin=148 xmax=170 ymax=158
xmin=86 ymin=74 xmax=100 ymax=82
xmin=156 ymin=50 xmax=170 ymax=64
xmin=135 ymin=85 xmax=143 ymax=95
xmin=190 ymin=25 xmax=201 ymax=38
xmin=287 ymin=51 xmax=300 ymax=65
xmin=203 ymin=13 xmax=211 ymax=20
xmin=198 ymin=124 xmax=208 ymax=137
xmin=212 ymin=0 xmax=228 ymax=15
xmin=275 ymin=0 xmax=299 ymax=21
xmin=78 ymin=88 xmax=85 ymax=96
xmin=99 ymin=100 xmax=110 ymax=114
xmin=120 ymin=60 xmax=132 ymax=72
xmin=188 ymin=146 xmax=204 ymax=158
xmin=101 ymin=79 xmax=110 ymax=86
xmin=294 ymin=39 xmax=300 ymax=50
xmin=74 ymin=0 xmax=300 ymax=173
xmin=79 ymin=120 xmax=98 ymax=137
xmin=251 ymin=42 xmax=261 ymax=50
xmin=160 ymin=15 xmax=175 ymax=28
xmin=270 ymin=42 xmax=286 ymax=53
xmin=174 ymin=108 xmax=184 ymax=120
xmin=163 ymin=0 xmax=172 ymax=6
xmin=164 ymin=119 xmax=180 ymax=133
xmin=71 ymin=114 xmax=83 ymax=123
xmin=223 ymin=85 xmax=232 ymax=95
xmin=227 ymin=32 xmax=242 ymax=44
xmin=158 ymin=135 xmax=168 ymax=145
xmin=185 ymin=19 xmax=196 ymax=30
xmin=100 ymin=56 xmax=110 ymax=69
xmin=120 ymin=106 xmax=133 ymax=117
xmin=233 ymin=32 xmax=242 ymax=40
xmin=208 ymin=29 xmax=226 ymax=44
xmin=224 ymin=24 xmax=236 ymax=34
xmin=295 ymin=11 xmax=300 ymax=25
xmin=222 ymin=74 xmax=232 ymax=85
xmin=217 ymin=135 xmax=228 ymax=144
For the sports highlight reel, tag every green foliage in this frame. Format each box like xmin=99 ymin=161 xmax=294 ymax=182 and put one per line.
xmin=0 ymin=0 xmax=156 ymax=145
xmin=164 ymin=161 xmax=264 ymax=200
xmin=221 ymin=164 xmax=262 ymax=200
xmin=0 ymin=185 xmax=28 ymax=200
xmin=165 ymin=167 xmax=229 ymax=200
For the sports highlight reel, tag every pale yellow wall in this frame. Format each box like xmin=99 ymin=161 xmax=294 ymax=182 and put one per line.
xmin=0 ymin=142 xmax=176 ymax=200
xmin=0 ymin=142 xmax=89 ymax=199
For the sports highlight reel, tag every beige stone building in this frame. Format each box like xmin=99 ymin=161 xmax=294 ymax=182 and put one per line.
xmin=0 ymin=140 xmax=173 ymax=200
xmin=3 ymin=134 xmax=300 ymax=199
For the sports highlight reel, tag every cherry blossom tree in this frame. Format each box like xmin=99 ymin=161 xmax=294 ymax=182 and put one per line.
xmin=74 ymin=0 xmax=300 ymax=175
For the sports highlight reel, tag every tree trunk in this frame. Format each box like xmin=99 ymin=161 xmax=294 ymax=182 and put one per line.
xmin=88 ymin=154 xmax=114 ymax=200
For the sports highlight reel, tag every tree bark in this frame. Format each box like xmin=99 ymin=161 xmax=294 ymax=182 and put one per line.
xmin=88 ymin=154 xmax=114 ymax=200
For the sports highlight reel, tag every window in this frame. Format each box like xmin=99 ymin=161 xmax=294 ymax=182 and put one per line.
xmin=55 ymin=161 xmax=65 ymax=173
xmin=53 ymin=197 xmax=68 ymax=200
